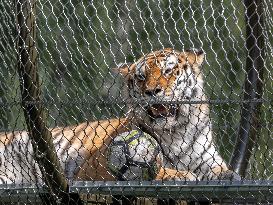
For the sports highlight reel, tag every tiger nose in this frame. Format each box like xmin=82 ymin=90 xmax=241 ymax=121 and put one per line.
xmin=145 ymin=88 xmax=162 ymax=96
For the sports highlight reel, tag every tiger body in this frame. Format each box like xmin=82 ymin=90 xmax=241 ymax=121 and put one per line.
xmin=0 ymin=48 xmax=237 ymax=184
xmin=0 ymin=119 xmax=129 ymax=183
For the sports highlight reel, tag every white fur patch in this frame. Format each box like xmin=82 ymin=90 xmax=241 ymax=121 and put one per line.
xmin=165 ymin=54 xmax=177 ymax=70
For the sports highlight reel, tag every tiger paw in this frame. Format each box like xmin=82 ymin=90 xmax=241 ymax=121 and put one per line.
xmin=217 ymin=170 xmax=241 ymax=181
xmin=156 ymin=167 xmax=198 ymax=181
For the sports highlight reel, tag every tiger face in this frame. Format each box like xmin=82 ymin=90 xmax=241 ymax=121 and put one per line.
xmin=118 ymin=48 xmax=205 ymax=130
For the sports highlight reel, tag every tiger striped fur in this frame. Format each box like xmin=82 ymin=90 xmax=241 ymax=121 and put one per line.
xmin=0 ymin=48 xmax=239 ymax=184
xmin=117 ymin=48 xmax=240 ymax=180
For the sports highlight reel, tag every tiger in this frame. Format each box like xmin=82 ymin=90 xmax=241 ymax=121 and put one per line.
xmin=116 ymin=48 xmax=240 ymax=180
xmin=0 ymin=48 xmax=239 ymax=184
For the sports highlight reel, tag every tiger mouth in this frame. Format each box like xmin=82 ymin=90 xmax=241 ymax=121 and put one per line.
xmin=146 ymin=104 xmax=178 ymax=119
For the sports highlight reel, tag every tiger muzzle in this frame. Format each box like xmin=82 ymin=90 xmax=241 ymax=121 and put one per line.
xmin=147 ymin=104 xmax=178 ymax=119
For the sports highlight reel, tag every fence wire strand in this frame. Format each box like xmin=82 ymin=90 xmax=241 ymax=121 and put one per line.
xmin=0 ymin=0 xmax=272 ymax=204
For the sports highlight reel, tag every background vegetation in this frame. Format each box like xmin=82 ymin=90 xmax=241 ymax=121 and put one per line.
xmin=0 ymin=0 xmax=272 ymax=179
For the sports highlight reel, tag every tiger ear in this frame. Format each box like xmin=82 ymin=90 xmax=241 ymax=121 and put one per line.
xmin=113 ymin=63 xmax=134 ymax=77
xmin=184 ymin=48 xmax=205 ymax=66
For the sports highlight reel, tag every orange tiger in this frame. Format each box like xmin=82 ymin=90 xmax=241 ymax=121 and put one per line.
xmin=113 ymin=48 xmax=240 ymax=181
xmin=0 ymin=48 xmax=239 ymax=184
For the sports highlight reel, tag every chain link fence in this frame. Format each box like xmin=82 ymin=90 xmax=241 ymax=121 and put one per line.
xmin=0 ymin=0 xmax=272 ymax=204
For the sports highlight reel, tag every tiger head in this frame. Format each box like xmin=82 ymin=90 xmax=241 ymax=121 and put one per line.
xmin=117 ymin=48 xmax=205 ymax=130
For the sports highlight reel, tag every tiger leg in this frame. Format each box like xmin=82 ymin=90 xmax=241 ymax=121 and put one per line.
xmin=155 ymin=167 xmax=198 ymax=181
xmin=211 ymin=165 xmax=241 ymax=180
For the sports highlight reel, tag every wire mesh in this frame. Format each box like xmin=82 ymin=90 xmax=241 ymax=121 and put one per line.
xmin=0 ymin=0 xmax=272 ymax=204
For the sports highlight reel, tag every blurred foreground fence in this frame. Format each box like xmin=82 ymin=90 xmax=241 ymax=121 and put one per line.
xmin=0 ymin=0 xmax=272 ymax=204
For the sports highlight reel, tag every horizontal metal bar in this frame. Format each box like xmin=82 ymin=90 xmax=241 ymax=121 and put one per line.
xmin=69 ymin=180 xmax=273 ymax=200
xmin=0 ymin=181 xmax=273 ymax=202
xmin=0 ymin=98 xmax=272 ymax=107
xmin=1 ymin=180 xmax=272 ymax=191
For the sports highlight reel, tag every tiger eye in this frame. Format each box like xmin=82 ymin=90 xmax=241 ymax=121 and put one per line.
xmin=165 ymin=68 xmax=172 ymax=75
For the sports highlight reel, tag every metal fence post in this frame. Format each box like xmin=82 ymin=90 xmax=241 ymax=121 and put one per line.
xmin=16 ymin=0 xmax=82 ymax=204
xmin=230 ymin=0 xmax=265 ymax=177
